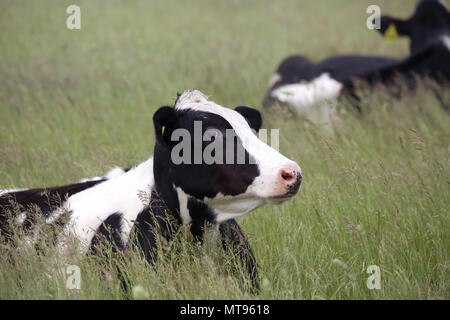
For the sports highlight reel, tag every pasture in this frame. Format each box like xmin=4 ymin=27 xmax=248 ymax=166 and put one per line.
xmin=0 ymin=0 xmax=449 ymax=299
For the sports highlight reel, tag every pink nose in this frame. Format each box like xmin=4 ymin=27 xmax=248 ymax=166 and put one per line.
xmin=279 ymin=164 xmax=302 ymax=194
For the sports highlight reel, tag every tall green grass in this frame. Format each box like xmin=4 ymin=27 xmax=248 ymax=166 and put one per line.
xmin=0 ymin=0 xmax=449 ymax=299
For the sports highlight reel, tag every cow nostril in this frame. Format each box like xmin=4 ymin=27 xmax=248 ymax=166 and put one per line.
xmin=281 ymin=170 xmax=296 ymax=184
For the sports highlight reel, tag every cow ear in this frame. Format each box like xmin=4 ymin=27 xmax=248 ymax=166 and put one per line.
xmin=153 ymin=106 xmax=179 ymax=148
xmin=377 ymin=16 xmax=411 ymax=37
xmin=235 ymin=106 xmax=262 ymax=133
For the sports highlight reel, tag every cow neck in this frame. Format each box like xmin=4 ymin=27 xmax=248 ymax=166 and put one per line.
xmin=152 ymin=143 xmax=217 ymax=240
xmin=152 ymin=143 xmax=183 ymax=225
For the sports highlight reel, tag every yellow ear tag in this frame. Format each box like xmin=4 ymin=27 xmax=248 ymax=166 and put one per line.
xmin=384 ymin=23 xmax=399 ymax=41
xmin=161 ymin=125 xmax=165 ymax=135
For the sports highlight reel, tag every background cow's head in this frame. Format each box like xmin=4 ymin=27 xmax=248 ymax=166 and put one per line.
xmin=377 ymin=0 xmax=450 ymax=54
xmin=152 ymin=90 xmax=302 ymax=223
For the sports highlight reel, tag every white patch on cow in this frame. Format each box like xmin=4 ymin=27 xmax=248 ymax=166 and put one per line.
xmin=214 ymin=213 xmax=246 ymax=223
xmin=268 ymin=73 xmax=281 ymax=88
xmin=16 ymin=212 xmax=27 ymax=225
xmin=205 ymin=193 xmax=263 ymax=223
xmin=269 ymin=73 xmax=343 ymax=126
xmin=175 ymin=90 xmax=210 ymax=106
xmin=120 ymin=217 xmax=135 ymax=246
xmin=46 ymin=207 xmax=68 ymax=224
xmin=175 ymin=186 xmax=192 ymax=224
xmin=78 ymin=176 xmax=102 ymax=183
xmin=440 ymin=35 xmax=450 ymax=51
xmin=175 ymin=90 xmax=301 ymax=220
xmin=104 ymin=166 xmax=127 ymax=180
xmin=61 ymin=158 xmax=154 ymax=251
xmin=78 ymin=166 xmax=127 ymax=183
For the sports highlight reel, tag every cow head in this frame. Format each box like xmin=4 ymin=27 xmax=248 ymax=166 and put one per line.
xmin=376 ymin=0 xmax=450 ymax=54
xmin=152 ymin=90 xmax=302 ymax=223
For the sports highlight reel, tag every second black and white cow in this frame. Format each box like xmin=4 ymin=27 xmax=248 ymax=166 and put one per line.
xmin=0 ymin=90 xmax=302 ymax=291
xmin=264 ymin=0 xmax=450 ymax=124
xmin=376 ymin=0 xmax=450 ymax=55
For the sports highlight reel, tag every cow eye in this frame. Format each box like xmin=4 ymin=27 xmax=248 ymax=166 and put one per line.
xmin=204 ymin=127 xmax=222 ymax=141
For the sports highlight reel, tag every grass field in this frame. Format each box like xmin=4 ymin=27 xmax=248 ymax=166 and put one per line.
xmin=0 ymin=0 xmax=449 ymax=299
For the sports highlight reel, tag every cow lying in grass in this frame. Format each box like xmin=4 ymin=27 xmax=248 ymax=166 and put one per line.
xmin=264 ymin=0 xmax=450 ymax=125
xmin=0 ymin=90 xmax=302 ymax=292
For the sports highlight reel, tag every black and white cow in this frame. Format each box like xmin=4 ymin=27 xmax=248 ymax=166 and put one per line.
xmin=264 ymin=0 xmax=450 ymax=124
xmin=0 ymin=90 xmax=302 ymax=291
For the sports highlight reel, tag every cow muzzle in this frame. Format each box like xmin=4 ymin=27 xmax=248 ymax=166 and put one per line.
xmin=280 ymin=166 xmax=302 ymax=196
xmin=267 ymin=164 xmax=302 ymax=202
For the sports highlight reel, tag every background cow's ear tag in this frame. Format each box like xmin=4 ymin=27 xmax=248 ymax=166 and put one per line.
xmin=384 ymin=23 xmax=398 ymax=41
xmin=161 ymin=125 xmax=166 ymax=136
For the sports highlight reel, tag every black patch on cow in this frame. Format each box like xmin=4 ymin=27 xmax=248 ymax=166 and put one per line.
xmin=235 ymin=106 xmax=262 ymax=132
xmin=270 ymin=55 xmax=316 ymax=90
xmin=317 ymin=55 xmax=403 ymax=85
xmin=130 ymin=190 xmax=181 ymax=264
xmin=89 ymin=212 xmax=124 ymax=254
xmin=187 ymin=197 xmax=216 ymax=241
xmin=360 ymin=41 xmax=450 ymax=87
xmin=153 ymin=106 xmax=180 ymax=148
xmin=87 ymin=212 xmax=132 ymax=297
xmin=219 ymin=219 xmax=259 ymax=292
xmin=0 ymin=179 xmax=105 ymax=234
xmin=273 ymin=54 xmax=402 ymax=89
xmin=131 ymin=207 xmax=158 ymax=263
